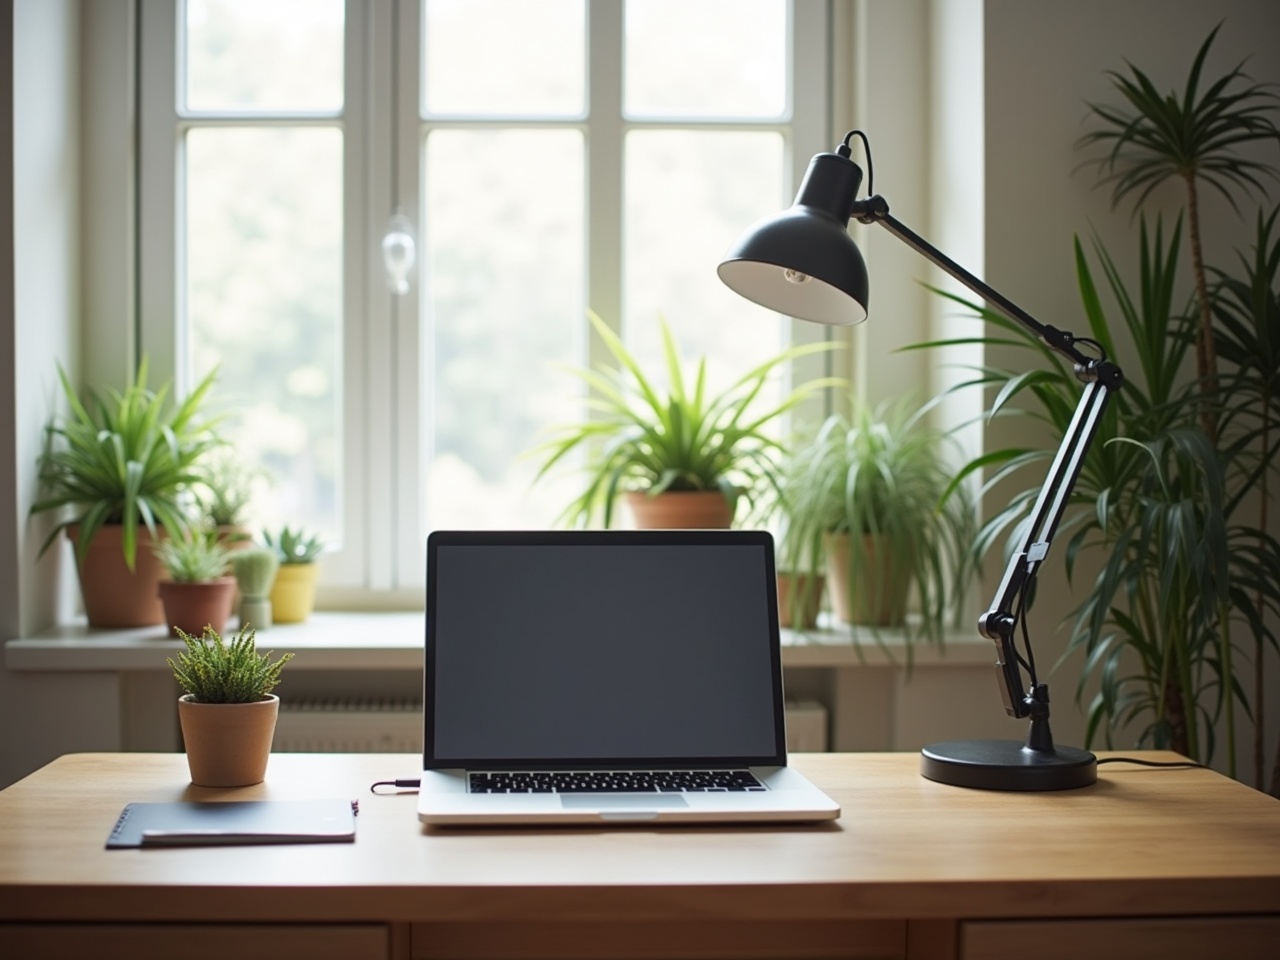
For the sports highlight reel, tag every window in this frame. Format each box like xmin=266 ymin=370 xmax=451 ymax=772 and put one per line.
xmin=139 ymin=0 xmax=831 ymax=598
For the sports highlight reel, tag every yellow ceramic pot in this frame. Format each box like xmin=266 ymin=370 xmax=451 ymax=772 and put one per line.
xmin=269 ymin=563 xmax=319 ymax=623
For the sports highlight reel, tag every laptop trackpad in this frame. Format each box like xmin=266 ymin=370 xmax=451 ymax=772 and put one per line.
xmin=560 ymin=795 xmax=689 ymax=810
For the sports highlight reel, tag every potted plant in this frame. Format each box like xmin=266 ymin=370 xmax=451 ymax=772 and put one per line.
xmin=31 ymin=359 xmax=221 ymax=627
xmin=168 ymin=623 xmax=294 ymax=787
xmin=264 ymin=526 xmax=324 ymax=623
xmin=153 ymin=529 xmax=236 ymax=638
xmin=532 ymin=310 xmax=842 ymax=528
xmin=230 ymin=545 xmax=280 ymax=631
xmin=923 ymin=27 xmax=1280 ymax=791
xmin=197 ymin=449 xmax=258 ymax=547
xmin=781 ymin=396 xmax=975 ymax=646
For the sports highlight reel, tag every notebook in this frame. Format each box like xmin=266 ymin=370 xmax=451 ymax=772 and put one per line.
xmin=106 ymin=798 xmax=357 ymax=848
xmin=417 ymin=529 xmax=841 ymax=826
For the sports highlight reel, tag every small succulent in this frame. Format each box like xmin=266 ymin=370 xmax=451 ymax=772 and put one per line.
xmin=153 ymin=529 xmax=231 ymax=583
xmin=168 ymin=623 xmax=294 ymax=704
xmin=198 ymin=450 xmax=259 ymax=528
xmin=263 ymin=526 xmax=325 ymax=565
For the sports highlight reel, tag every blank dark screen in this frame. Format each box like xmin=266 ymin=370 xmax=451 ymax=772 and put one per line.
xmin=428 ymin=542 xmax=781 ymax=762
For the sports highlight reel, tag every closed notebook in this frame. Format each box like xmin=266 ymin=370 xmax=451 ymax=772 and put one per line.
xmin=106 ymin=798 xmax=357 ymax=848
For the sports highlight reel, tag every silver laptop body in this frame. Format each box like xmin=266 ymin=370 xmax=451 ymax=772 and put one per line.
xmin=417 ymin=529 xmax=841 ymax=826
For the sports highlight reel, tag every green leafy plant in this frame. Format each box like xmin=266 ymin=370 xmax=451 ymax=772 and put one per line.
xmin=779 ymin=396 xmax=976 ymax=646
xmin=1078 ymin=21 xmax=1280 ymax=441
xmin=153 ymin=529 xmax=231 ymax=583
xmin=230 ymin=546 xmax=280 ymax=599
xmin=263 ymin=526 xmax=325 ymax=564
xmin=198 ymin=449 xmax=259 ymax=528
xmin=31 ymin=358 xmax=222 ymax=569
xmin=168 ymin=623 xmax=294 ymax=704
xmin=532 ymin=310 xmax=842 ymax=527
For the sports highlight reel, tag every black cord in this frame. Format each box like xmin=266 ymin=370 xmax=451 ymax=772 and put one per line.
xmin=1097 ymin=757 xmax=1207 ymax=769
xmin=842 ymin=130 xmax=874 ymax=197
xmin=370 ymin=779 xmax=421 ymax=794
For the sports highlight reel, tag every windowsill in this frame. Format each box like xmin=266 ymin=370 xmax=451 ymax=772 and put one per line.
xmin=5 ymin=612 xmax=994 ymax=672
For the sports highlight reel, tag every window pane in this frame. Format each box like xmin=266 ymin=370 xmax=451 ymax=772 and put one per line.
xmin=186 ymin=127 xmax=343 ymax=544
xmin=184 ymin=0 xmax=344 ymax=113
xmin=423 ymin=0 xmax=585 ymax=116
xmin=423 ymin=129 xmax=585 ymax=529
xmin=624 ymin=130 xmax=787 ymax=395
xmin=625 ymin=0 xmax=787 ymax=118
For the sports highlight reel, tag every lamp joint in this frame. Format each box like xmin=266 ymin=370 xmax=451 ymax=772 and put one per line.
xmin=851 ymin=196 xmax=889 ymax=225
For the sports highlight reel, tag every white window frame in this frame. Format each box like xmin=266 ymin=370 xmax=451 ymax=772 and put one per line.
xmin=133 ymin=0 xmax=834 ymax=605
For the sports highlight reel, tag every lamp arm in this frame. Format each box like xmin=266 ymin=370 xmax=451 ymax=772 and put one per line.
xmin=850 ymin=195 xmax=1123 ymax=723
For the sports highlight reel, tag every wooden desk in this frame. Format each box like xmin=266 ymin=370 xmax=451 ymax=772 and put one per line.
xmin=1 ymin=752 xmax=1277 ymax=960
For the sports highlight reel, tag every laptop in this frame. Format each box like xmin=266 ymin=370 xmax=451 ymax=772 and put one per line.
xmin=417 ymin=529 xmax=841 ymax=826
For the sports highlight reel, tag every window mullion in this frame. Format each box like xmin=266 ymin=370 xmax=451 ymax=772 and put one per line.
xmin=585 ymin=0 xmax=624 ymax=362
xmin=137 ymin=0 xmax=180 ymax=390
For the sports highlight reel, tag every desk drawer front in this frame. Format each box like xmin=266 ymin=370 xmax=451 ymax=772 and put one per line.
xmin=0 ymin=923 xmax=391 ymax=960
xmin=411 ymin=919 xmax=906 ymax=959
xmin=961 ymin=916 xmax=1280 ymax=960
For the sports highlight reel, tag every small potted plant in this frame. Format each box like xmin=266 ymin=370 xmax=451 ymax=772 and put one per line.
xmin=197 ymin=449 xmax=258 ymax=547
xmin=153 ymin=528 xmax=236 ymax=638
xmin=30 ymin=360 xmax=221 ymax=627
xmin=532 ymin=311 xmax=842 ymax=528
xmin=230 ymin=545 xmax=280 ymax=630
xmin=263 ymin=526 xmax=324 ymax=623
xmin=783 ymin=396 xmax=975 ymax=645
xmin=168 ymin=624 xmax=294 ymax=787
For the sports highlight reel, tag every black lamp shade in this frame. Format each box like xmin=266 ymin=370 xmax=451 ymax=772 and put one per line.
xmin=717 ymin=152 xmax=870 ymax=326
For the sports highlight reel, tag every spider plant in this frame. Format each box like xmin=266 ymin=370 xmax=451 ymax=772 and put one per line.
xmin=779 ymin=395 xmax=976 ymax=648
xmin=31 ymin=358 xmax=222 ymax=569
xmin=531 ymin=311 xmax=842 ymax=528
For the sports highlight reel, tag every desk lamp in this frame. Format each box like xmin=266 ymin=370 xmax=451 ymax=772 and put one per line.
xmin=718 ymin=130 xmax=1122 ymax=791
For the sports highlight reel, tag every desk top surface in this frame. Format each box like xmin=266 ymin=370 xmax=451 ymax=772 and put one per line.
xmin=1 ymin=751 xmax=1278 ymax=924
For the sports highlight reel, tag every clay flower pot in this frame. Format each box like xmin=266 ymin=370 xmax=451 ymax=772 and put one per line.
xmin=158 ymin=577 xmax=237 ymax=638
xmin=624 ymin=490 xmax=734 ymax=529
xmin=177 ymin=694 xmax=280 ymax=787
xmin=68 ymin=525 xmax=166 ymax=628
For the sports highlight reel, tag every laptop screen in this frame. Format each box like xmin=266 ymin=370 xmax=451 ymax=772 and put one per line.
xmin=424 ymin=530 xmax=786 ymax=769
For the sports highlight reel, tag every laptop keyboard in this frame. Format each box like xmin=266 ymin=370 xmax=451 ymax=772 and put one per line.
xmin=468 ymin=770 xmax=766 ymax=794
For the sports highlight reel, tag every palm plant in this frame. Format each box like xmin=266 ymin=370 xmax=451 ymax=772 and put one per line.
xmin=32 ymin=359 xmax=222 ymax=569
xmin=1078 ymin=22 xmax=1280 ymax=441
xmin=532 ymin=311 xmax=842 ymax=528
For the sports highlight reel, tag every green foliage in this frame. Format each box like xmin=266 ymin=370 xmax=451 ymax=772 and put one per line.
xmin=531 ymin=310 xmax=843 ymax=527
xmin=1078 ymin=22 xmax=1280 ymax=216
xmin=197 ymin=449 xmax=259 ymax=527
xmin=168 ymin=624 xmax=294 ymax=704
xmin=263 ymin=525 xmax=325 ymax=564
xmin=31 ymin=358 xmax=222 ymax=570
xmin=230 ymin=546 xmax=280 ymax=599
xmin=153 ymin=529 xmax=231 ymax=583
xmin=778 ymin=396 xmax=976 ymax=645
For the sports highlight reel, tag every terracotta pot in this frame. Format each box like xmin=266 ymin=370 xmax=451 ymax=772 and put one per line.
xmin=157 ymin=577 xmax=237 ymax=638
xmin=178 ymin=694 xmax=280 ymax=787
xmin=824 ymin=532 xmax=911 ymax=627
xmin=67 ymin=525 xmax=166 ymax=628
xmin=270 ymin=563 xmax=319 ymax=623
xmin=624 ymin=490 xmax=734 ymax=529
xmin=777 ymin=572 xmax=825 ymax=630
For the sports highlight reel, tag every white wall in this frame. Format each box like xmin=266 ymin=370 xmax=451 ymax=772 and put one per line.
xmin=0 ymin=0 xmax=124 ymax=790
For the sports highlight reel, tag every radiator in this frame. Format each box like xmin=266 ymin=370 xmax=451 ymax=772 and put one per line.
xmin=273 ymin=696 xmax=424 ymax=753
xmin=272 ymin=698 xmax=829 ymax=754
